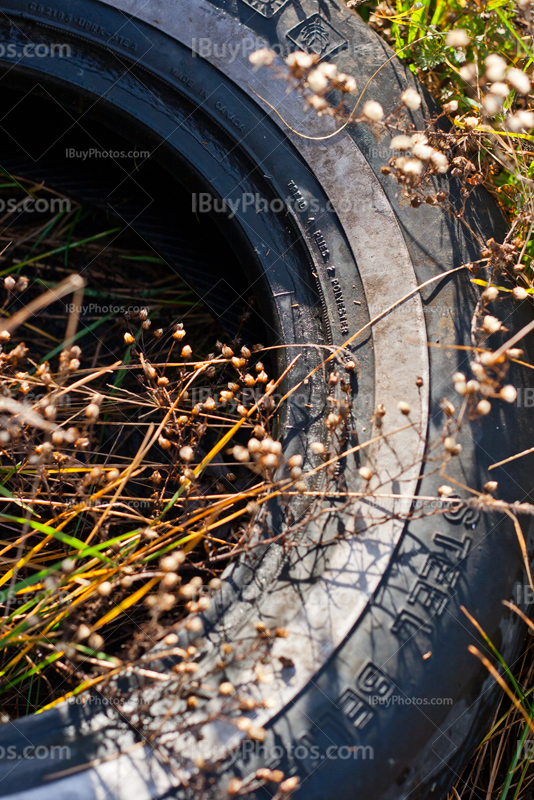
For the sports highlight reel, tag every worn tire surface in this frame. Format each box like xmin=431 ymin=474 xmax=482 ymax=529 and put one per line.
xmin=0 ymin=1 xmax=532 ymax=799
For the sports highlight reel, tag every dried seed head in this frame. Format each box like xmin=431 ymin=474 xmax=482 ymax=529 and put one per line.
xmin=287 ymin=454 xmax=303 ymax=468
xmin=401 ymin=87 xmax=422 ymax=109
xmin=446 ymin=28 xmax=469 ymax=47
xmin=444 ymin=437 xmax=458 ymax=453
xmin=249 ymin=48 xmax=274 ymax=70
xmin=485 ymin=54 xmax=507 ymax=82
xmin=310 ymin=441 xmax=325 ymax=455
xmin=124 ymin=332 xmax=135 ymax=345
xmin=500 ymin=385 xmax=517 ymax=403
xmin=476 ymin=399 xmax=492 ymax=415
xmin=232 ymin=445 xmax=249 ymax=462
xmin=397 ymin=401 xmax=410 ymax=415
xmin=257 ymin=370 xmax=268 ymax=383
xmin=76 ymin=624 xmax=91 ymax=641
xmin=62 ymin=558 xmax=76 ymax=574
xmin=227 ymin=778 xmax=243 ymax=796
xmin=88 ymin=633 xmax=104 ymax=651
xmin=294 ymin=481 xmax=307 ymax=493
xmin=363 ymin=101 xmax=384 ymax=121
xmin=440 ymin=399 xmax=455 ymax=417
xmin=248 ymin=724 xmax=267 ymax=742
xmin=97 ymin=581 xmax=112 ymax=597
xmin=85 ymin=403 xmax=100 ymax=421
xmin=512 ymin=287 xmax=528 ymax=301
xmin=438 ymin=484 xmax=453 ymax=496
xmin=507 ymin=67 xmax=531 ymax=94
xmin=465 ymin=379 xmax=480 ymax=394
xmin=390 ymin=135 xmax=413 ymax=150
xmin=181 ymin=345 xmax=192 ymax=358
xmin=179 ymin=445 xmax=194 ymax=462
xmin=160 ymin=572 xmax=178 ymax=590
xmin=222 ymin=345 xmax=234 ymax=358
xmin=172 ymin=328 xmax=186 ymax=340
xmin=158 ymin=435 xmax=171 ymax=450
xmin=359 ymin=466 xmax=373 ymax=481
xmin=161 ymin=552 xmax=185 ymax=572
xmin=3 ymin=276 xmax=15 ymax=291
xmin=280 ymin=776 xmax=300 ymax=793
xmin=290 ymin=467 xmax=303 ymax=480
xmin=484 ymin=480 xmax=498 ymax=494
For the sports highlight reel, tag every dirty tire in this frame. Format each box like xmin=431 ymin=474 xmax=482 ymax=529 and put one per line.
xmin=0 ymin=1 xmax=532 ymax=799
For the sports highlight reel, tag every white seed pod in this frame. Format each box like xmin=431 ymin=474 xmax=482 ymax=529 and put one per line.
xmin=62 ymin=558 xmax=76 ymax=574
xmin=335 ymin=73 xmax=356 ymax=93
xmin=401 ymin=87 xmax=422 ymax=109
xmin=158 ymin=435 xmax=172 ymax=450
xmin=162 ymin=572 xmax=179 ymax=590
xmin=285 ymin=51 xmax=316 ymax=71
xmin=459 ymin=63 xmax=477 ymax=82
xmin=88 ymin=633 xmax=104 ymax=651
xmin=400 ymin=158 xmax=423 ymax=176
xmin=443 ymin=99 xmax=459 ymax=113
xmin=97 ymin=581 xmax=112 ymax=597
xmin=444 ymin=437 xmax=457 ymax=453
xmin=453 ymin=372 xmax=466 ymax=383
xmin=363 ymin=100 xmax=384 ymax=121
xmin=507 ymin=67 xmax=531 ymax=94
xmin=508 ymin=110 xmax=534 ymax=132
xmin=479 ymin=352 xmax=495 ymax=366
xmin=484 ymin=480 xmax=498 ymax=494
xmin=76 ymin=624 xmax=91 ymax=642
xmin=390 ymin=135 xmax=413 ymax=150
xmin=172 ymin=328 xmax=186 ymax=340
xmin=310 ymin=441 xmax=325 ymax=455
xmin=485 ymin=54 xmax=507 ymax=82
xmin=489 ymin=81 xmax=510 ymax=97
xmin=181 ymin=345 xmax=192 ymax=358
xmin=290 ymin=466 xmax=303 ymax=480
xmin=411 ymin=143 xmax=434 ymax=160
xmin=465 ymin=379 xmax=480 ymax=394
xmin=397 ymin=401 xmax=410 ymax=414
xmin=482 ymin=94 xmax=503 ymax=115
xmin=306 ymin=69 xmax=328 ymax=94
xmin=4 ymin=276 xmax=15 ymax=291
xmin=262 ymin=453 xmax=279 ymax=469
xmin=359 ymin=466 xmax=373 ymax=481
xmin=308 ymin=94 xmax=329 ymax=113
xmin=438 ymin=484 xmax=453 ymax=496
xmin=124 ymin=332 xmax=135 ymax=345
xmin=506 ymin=348 xmax=524 ymax=359
xmin=430 ymin=151 xmax=449 ymax=173
xmin=476 ymin=399 xmax=492 ymax=415
xmin=232 ymin=445 xmax=249 ymax=462
xmin=317 ymin=62 xmax=338 ymax=79
xmin=500 ymin=385 xmax=517 ymax=403
xmin=482 ymin=286 xmax=499 ymax=302
xmin=247 ymin=438 xmax=261 ymax=454
xmin=249 ymin=48 xmax=274 ymax=69
xmin=482 ymin=315 xmax=502 ymax=334
xmin=287 ymin=454 xmax=303 ymax=468
xmin=219 ymin=681 xmax=234 ymax=696
xmin=446 ymin=29 xmax=470 ymax=47
xmin=85 ymin=403 xmax=100 ymax=421
xmin=464 ymin=116 xmax=479 ymax=129
xmin=512 ymin=287 xmax=528 ymax=300
xmin=470 ymin=362 xmax=485 ymax=379
xmin=294 ymin=481 xmax=307 ymax=493
xmin=185 ymin=617 xmax=203 ymax=633
xmin=180 ymin=445 xmax=194 ymax=462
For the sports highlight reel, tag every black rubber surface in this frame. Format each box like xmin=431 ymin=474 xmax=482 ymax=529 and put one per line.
xmin=0 ymin=2 xmax=531 ymax=799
